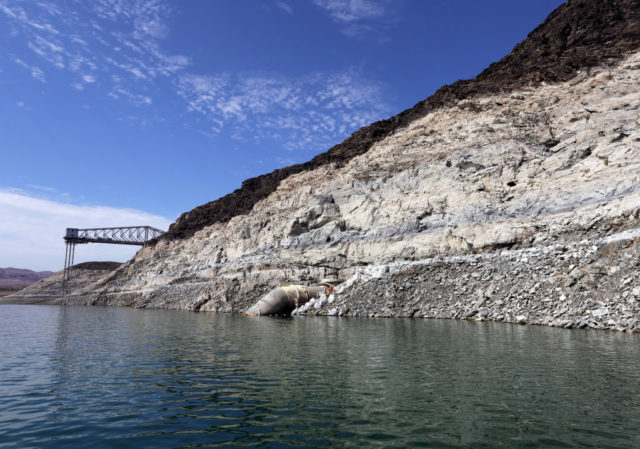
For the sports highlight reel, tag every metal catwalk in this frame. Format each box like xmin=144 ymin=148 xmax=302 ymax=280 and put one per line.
xmin=63 ymin=226 xmax=165 ymax=290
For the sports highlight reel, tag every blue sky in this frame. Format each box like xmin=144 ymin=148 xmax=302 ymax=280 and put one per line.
xmin=0 ymin=0 xmax=564 ymax=270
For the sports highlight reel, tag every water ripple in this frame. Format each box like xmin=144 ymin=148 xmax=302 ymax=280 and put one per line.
xmin=1 ymin=305 xmax=639 ymax=448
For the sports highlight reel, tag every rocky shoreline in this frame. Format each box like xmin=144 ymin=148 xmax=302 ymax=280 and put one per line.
xmin=293 ymin=225 xmax=640 ymax=333
xmin=6 ymin=223 xmax=640 ymax=333
xmin=9 ymin=214 xmax=640 ymax=333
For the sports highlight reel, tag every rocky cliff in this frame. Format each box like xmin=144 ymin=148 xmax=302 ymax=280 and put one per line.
xmin=29 ymin=0 xmax=640 ymax=331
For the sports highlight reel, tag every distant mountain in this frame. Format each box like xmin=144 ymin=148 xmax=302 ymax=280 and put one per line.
xmin=0 ymin=268 xmax=54 ymax=288
xmin=1 ymin=262 xmax=122 ymax=303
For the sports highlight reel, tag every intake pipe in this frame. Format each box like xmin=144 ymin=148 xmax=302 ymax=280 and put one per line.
xmin=245 ymin=284 xmax=333 ymax=316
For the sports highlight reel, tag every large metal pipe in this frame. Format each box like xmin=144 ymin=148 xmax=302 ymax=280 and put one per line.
xmin=246 ymin=284 xmax=333 ymax=316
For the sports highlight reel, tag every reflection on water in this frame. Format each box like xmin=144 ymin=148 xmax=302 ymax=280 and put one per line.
xmin=1 ymin=305 xmax=639 ymax=448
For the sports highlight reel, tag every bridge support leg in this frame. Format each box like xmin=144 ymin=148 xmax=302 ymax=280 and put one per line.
xmin=63 ymin=241 xmax=76 ymax=293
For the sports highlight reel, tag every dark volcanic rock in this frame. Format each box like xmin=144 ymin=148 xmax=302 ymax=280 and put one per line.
xmin=159 ymin=0 xmax=640 ymax=243
xmin=71 ymin=261 xmax=122 ymax=271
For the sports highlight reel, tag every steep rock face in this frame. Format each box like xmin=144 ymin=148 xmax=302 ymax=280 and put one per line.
xmin=87 ymin=50 xmax=640 ymax=327
xmin=159 ymin=0 xmax=640 ymax=243
xmin=74 ymin=0 xmax=640 ymax=331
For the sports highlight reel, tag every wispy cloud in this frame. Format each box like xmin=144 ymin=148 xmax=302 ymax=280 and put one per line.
xmin=26 ymin=184 xmax=57 ymax=193
xmin=312 ymin=0 xmax=392 ymax=38
xmin=0 ymin=0 xmax=189 ymax=101
xmin=274 ymin=1 xmax=293 ymax=14
xmin=0 ymin=189 xmax=173 ymax=271
xmin=178 ymin=68 xmax=389 ymax=151
xmin=313 ymin=0 xmax=387 ymax=22
xmin=0 ymin=0 xmax=392 ymax=152
xmin=11 ymin=56 xmax=46 ymax=82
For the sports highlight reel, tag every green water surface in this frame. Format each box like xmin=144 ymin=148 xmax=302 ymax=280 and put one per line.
xmin=1 ymin=305 xmax=639 ymax=448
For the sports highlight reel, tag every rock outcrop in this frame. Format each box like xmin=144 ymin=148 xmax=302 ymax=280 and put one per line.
xmin=21 ymin=0 xmax=640 ymax=331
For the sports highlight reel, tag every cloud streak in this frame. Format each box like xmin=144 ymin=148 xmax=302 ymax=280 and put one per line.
xmin=0 ymin=190 xmax=173 ymax=271
xmin=312 ymin=0 xmax=388 ymax=22
xmin=0 ymin=0 xmax=189 ymax=100
xmin=274 ymin=1 xmax=293 ymax=14
xmin=178 ymin=69 xmax=389 ymax=151
xmin=11 ymin=56 xmax=46 ymax=82
xmin=312 ymin=0 xmax=392 ymax=37
xmin=0 ymin=0 xmax=392 ymax=153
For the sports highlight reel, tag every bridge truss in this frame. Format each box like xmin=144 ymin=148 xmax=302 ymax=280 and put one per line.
xmin=63 ymin=226 xmax=165 ymax=290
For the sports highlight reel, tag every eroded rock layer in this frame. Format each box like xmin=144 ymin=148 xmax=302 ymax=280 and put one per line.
xmin=81 ymin=49 xmax=640 ymax=331
xmin=21 ymin=0 xmax=640 ymax=331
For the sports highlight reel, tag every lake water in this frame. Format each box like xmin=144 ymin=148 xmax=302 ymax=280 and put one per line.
xmin=1 ymin=305 xmax=639 ymax=448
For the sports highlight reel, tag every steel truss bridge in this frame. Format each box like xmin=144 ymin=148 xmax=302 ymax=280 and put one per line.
xmin=63 ymin=226 xmax=165 ymax=289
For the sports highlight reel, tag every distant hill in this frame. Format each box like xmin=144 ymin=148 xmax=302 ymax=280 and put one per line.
xmin=0 ymin=261 xmax=122 ymax=304
xmin=0 ymin=267 xmax=55 ymax=288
